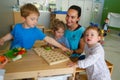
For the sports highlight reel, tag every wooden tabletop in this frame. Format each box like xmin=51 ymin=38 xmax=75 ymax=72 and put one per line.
xmin=3 ymin=49 xmax=75 ymax=80
xmin=1 ymin=49 xmax=113 ymax=80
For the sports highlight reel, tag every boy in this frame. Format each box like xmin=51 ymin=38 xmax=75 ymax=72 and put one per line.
xmin=0 ymin=3 xmax=70 ymax=52
xmin=102 ymin=18 xmax=109 ymax=37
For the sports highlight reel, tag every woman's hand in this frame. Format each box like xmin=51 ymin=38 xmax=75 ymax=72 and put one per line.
xmin=61 ymin=47 xmax=72 ymax=53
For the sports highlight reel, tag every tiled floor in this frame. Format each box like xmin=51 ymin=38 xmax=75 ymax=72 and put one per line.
xmin=103 ymin=29 xmax=120 ymax=80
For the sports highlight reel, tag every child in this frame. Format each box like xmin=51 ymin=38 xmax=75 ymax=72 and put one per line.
xmin=0 ymin=3 xmax=70 ymax=52
xmin=102 ymin=18 xmax=109 ymax=37
xmin=51 ymin=19 xmax=70 ymax=49
xmin=0 ymin=56 xmax=8 ymax=69
xmin=68 ymin=26 xmax=111 ymax=80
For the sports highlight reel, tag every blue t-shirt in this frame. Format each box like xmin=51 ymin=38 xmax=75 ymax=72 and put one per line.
xmin=64 ymin=26 xmax=85 ymax=50
xmin=10 ymin=23 xmax=46 ymax=49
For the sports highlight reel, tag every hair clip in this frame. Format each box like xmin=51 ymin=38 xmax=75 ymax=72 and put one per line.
xmin=90 ymin=22 xmax=98 ymax=27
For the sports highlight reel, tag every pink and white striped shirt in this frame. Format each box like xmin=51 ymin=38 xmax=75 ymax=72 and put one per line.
xmin=78 ymin=43 xmax=111 ymax=80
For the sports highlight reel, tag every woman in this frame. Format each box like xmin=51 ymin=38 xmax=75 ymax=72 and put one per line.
xmin=64 ymin=5 xmax=85 ymax=60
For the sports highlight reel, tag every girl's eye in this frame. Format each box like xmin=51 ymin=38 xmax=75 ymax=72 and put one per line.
xmin=91 ymin=34 xmax=94 ymax=36
xmin=85 ymin=34 xmax=89 ymax=37
xmin=31 ymin=18 xmax=35 ymax=21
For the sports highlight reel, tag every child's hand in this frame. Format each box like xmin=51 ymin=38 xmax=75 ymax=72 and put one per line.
xmin=62 ymin=47 xmax=72 ymax=53
xmin=0 ymin=38 xmax=5 ymax=46
xmin=67 ymin=61 xmax=77 ymax=67
xmin=2 ymin=57 xmax=8 ymax=64
xmin=0 ymin=56 xmax=8 ymax=69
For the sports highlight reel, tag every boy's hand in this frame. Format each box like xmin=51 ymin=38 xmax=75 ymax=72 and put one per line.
xmin=0 ymin=38 xmax=5 ymax=46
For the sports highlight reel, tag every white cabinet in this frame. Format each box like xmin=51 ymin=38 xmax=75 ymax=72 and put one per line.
xmin=92 ymin=1 xmax=104 ymax=25
xmin=68 ymin=0 xmax=93 ymax=27
xmin=82 ymin=0 xmax=93 ymax=27
xmin=56 ymin=0 xmax=68 ymax=11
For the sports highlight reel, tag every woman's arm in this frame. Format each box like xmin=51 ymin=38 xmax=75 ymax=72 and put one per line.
xmin=73 ymin=38 xmax=85 ymax=54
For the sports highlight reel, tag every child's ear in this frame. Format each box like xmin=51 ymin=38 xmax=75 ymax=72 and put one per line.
xmin=98 ymin=36 xmax=101 ymax=41
xmin=21 ymin=16 xmax=25 ymax=22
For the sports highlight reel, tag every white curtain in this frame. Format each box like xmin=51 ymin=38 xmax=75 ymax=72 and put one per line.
xmin=108 ymin=12 xmax=120 ymax=28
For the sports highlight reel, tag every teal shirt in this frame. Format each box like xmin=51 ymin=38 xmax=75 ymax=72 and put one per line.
xmin=64 ymin=26 xmax=85 ymax=50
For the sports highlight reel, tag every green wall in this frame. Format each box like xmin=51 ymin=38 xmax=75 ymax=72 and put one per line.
xmin=101 ymin=0 xmax=120 ymax=25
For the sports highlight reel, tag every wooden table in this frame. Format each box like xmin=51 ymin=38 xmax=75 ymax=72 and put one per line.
xmin=1 ymin=49 xmax=113 ymax=80
xmin=3 ymin=50 xmax=75 ymax=80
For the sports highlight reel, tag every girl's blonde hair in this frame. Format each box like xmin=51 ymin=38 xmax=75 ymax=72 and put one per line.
xmin=84 ymin=26 xmax=103 ymax=42
xmin=84 ymin=26 xmax=101 ymax=36
xmin=51 ymin=19 xmax=66 ymax=32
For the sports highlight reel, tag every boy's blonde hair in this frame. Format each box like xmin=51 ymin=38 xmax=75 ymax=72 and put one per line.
xmin=20 ymin=3 xmax=40 ymax=18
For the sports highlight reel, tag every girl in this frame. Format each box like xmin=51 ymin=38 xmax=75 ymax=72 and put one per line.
xmin=68 ymin=26 xmax=111 ymax=80
xmin=51 ymin=19 xmax=70 ymax=49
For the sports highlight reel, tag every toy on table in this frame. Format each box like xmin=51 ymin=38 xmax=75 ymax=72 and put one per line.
xmin=41 ymin=44 xmax=72 ymax=57
xmin=3 ymin=48 xmax=26 ymax=61
xmin=65 ymin=52 xmax=72 ymax=57
xmin=0 ymin=56 xmax=6 ymax=63
xmin=41 ymin=44 xmax=54 ymax=50
xmin=34 ymin=47 xmax=69 ymax=65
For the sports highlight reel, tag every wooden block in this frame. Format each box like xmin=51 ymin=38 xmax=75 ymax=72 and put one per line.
xmin=33 ymin=48 xmax=69 ymax=65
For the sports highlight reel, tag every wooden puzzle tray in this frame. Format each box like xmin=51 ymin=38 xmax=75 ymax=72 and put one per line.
xmin=33 ymin=48 xmax=69 ymax=65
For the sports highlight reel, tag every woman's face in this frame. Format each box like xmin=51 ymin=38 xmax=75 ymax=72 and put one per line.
xmin=66 ymin=9 xmax=80 ymax=27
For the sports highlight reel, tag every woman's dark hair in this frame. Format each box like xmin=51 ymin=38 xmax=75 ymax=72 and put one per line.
xmin=68 ymin=5 xmax=81 ymax=18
